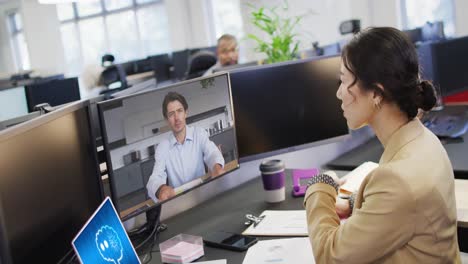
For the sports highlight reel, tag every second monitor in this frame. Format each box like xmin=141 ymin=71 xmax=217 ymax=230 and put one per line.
xmin=229 ymin=55 xmax=349 ymax=161
xmin=98 ymin=72 xmax=239 ymax=220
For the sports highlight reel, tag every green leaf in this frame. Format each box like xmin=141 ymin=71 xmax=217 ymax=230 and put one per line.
xmin=247 ymin=0 xmax=311 ymax=64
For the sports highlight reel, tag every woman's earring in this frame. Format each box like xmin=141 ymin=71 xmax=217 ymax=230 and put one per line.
xmin=374 ymin=101 xmax=382 ymax=110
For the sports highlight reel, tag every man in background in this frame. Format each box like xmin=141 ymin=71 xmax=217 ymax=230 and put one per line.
xmin=203 ymin=34 xmax=239 ymax=76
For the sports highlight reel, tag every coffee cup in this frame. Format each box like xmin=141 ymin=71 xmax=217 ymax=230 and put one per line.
xmin=259 ymin=159 xmax=286 ymax=203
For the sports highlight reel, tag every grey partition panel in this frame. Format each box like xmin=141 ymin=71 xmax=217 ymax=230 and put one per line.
xmin=113 ymin=162 xmax=144 ymax=198
xmin=141 ymin=158 xmax=156 ymax=186
xmin=210 ymin=127 xmax=237 ymax=163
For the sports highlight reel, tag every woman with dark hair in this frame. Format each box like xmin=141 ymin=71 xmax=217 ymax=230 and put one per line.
xmin=304 ymin=27 xmax=461 ymax=263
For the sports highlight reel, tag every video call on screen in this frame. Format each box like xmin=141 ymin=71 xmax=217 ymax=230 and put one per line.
xmin=99 ymin=73 xmax=238 ymax=218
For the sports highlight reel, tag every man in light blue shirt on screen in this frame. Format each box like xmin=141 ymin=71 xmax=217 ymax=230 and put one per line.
xmin=147 ymin=91 xmax=225 ymax=203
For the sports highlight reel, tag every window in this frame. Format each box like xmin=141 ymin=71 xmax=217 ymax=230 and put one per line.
xmin=57 ymin=0 xmax=170 ymax=76
xmin=401 ymin=0 xmax=455 ymax=37
xmin=7 ymin=11 xmax=31 ymax=71
xmin=210 ymin=0 xmax=244 ymax=41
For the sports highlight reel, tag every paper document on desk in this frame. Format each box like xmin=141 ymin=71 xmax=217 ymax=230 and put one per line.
xmin=194 ymin=260 xmax=226 ymax=264
xmin=339 ymin=161 xmax=379 ymax=195
xmin=242 ymin=238 xmax=314 ymax=264
xmin=242 ymin=210 xmax=308 ymax=236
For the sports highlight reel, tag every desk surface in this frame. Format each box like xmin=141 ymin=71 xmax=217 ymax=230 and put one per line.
xmin=326 ymin=106 xmax=468 ymax=178
xmin=149 ymin=170 xmax=304 ymax=263
xmin=146 ymin=170 xmax=468 ymax=263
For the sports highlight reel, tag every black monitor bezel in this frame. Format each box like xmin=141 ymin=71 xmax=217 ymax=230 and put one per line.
xmin=97 ymin=72 xmax=240 ymax=221
xmin=432 ymin=36 xmax=468 ymax=97
xmin=229 ymin=55 xmax=350 ymax=163
xmin=24 ymin=77 xmax=81 ymax=113
xmin=0 ymin=100 xmax=104 ymax=263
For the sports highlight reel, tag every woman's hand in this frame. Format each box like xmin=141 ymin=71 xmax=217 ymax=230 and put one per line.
xmin=336 ymin=197 xmax=351 ymax=218
xmin=323 ymin=171 xmax=351 ymax=218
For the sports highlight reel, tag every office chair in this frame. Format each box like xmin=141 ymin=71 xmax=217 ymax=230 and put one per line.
xmin=100 ymin=64 xmax=128 ymax=90
xmin=185 ymin=51 xmax=217 ymax=80
xmin=101 ymin=54 xmax=115 ymax=67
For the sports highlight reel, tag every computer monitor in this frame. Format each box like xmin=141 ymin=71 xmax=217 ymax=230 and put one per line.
xmin=98 ymin=72 xmax=239 ymax=220
xmin=229 ymin=55 xmax=349 ymax=161
xmin=25 ymin=77 xmax=81 ymax=112
xmin=149 ymin=54 xmax=172 ymax=82
xmin=418 ymin=36 xmax=468 ymax=97
xmin=0 ymin=100 xmax=104 ymax=263
xmin=421 ymin=21 xmax=445 ymax=42
xmin=135 ymin=58 xmax=153 ymax=73
xmin=0 ymin=86 xmax=29 ymax=121
xmin=171 ymin=49 xmax=191 ymax=80
xmin=403 ymin=27 xmax=423 ymax=44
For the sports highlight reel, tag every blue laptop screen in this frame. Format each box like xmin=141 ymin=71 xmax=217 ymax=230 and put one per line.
xmin=72 ymin=197 xmax=140 ymax=264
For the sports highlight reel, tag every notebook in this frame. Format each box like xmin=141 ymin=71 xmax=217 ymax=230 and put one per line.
xmin=339 ymin=161 xmax=379 ymax=195
xmin=72 ymin=197 xmax=141 ymax=264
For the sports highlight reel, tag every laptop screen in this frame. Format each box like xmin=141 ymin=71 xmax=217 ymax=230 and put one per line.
xmin=72 ymin=197 xmax=141 ymax=264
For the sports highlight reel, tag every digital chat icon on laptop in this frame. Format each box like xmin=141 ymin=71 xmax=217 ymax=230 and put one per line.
xmin=72 ymin=197 xmax=141 ymax=264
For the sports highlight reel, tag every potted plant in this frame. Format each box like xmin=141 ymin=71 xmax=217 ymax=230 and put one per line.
xmin=247 ymin=1 xmax=304 ymax=64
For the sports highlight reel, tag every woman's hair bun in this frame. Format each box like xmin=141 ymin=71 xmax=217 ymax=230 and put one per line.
xmin=418 ymin=80 xmax=437 ymax=111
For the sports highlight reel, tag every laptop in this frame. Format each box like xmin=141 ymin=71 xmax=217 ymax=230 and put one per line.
xmin=72 ymin=197 xmax=141 ymax=264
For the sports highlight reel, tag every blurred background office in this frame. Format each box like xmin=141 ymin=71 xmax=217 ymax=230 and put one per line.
xmin=0 ymin=0 xmax=467 ymax=99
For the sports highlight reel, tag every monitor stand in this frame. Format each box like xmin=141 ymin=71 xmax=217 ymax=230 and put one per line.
xmin=129 ymin=205 xmax=166 ymax=254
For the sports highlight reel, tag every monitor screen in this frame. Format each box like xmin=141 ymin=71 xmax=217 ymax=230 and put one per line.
xmin=432 ymin=36 xmax=468 ymax=96
xmin=149 ymin=54 xmax=172 ymax=82
xmin=25 ymin=77 xmax=81 ymax=112
xmin=403 ymin=27 xmax=423 ymax=44
xmin=229 ymin=55 xmax=349 ymax=161
xmin=171 ymin=49 xmax=191 ymax=80
xmin=98 ymin=72 xmax=239 ymax=220
xmin=0 ymin=86 xmax=29 ymax=122
xmin=0 ymin=101 xmax=103 ymax=263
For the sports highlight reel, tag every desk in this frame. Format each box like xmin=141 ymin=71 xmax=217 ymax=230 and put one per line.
xmin=326 ymin=106 xmax=468 ymax=179
xmin=126 ymin=71 xmax=155 ymax=86
xmin=149 ymin=169 xmax=303 ymax=263
xmin=146 ymin=170 xmax=468 ymax=263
